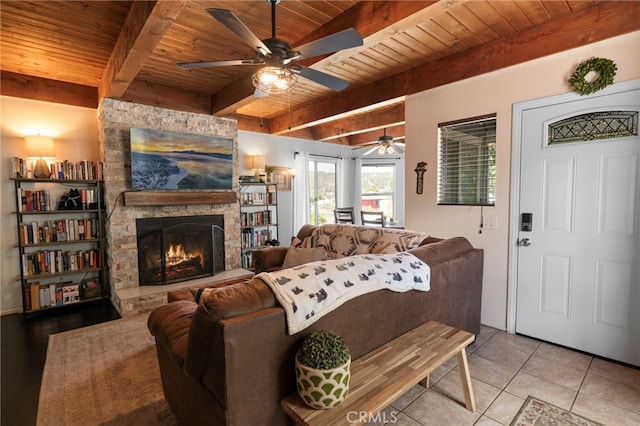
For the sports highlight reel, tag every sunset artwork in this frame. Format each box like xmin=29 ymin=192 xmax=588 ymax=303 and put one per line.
xmin=130 ymin=128 xmax=233 ymax=190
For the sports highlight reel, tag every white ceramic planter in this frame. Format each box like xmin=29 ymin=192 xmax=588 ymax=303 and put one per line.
xmin=295 ymin=356 xmax=351 ymax=409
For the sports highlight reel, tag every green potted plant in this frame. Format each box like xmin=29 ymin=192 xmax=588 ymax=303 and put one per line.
xmin=265 ymin=165 xmax=275 ymax=182
xmin=295 ymin=330 xmax=351 ymax=409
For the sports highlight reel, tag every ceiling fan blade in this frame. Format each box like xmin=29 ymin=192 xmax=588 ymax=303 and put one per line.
xmin=389 ymin=141 xmax=405 ymax=154
xmin=177 ymin=59 xmax=262 ymax=69
xmin=253 ymin=87 xmax=270 ymax=98
xmin=290 ymin=65 xmax=349 ymax=91
xmin=362 ymin=145 xmax=379 ymax=156
xmin=206 ymin=8 xmax=272 ymax=56
xmin=295 ymin=28 xmax=363 ymax=58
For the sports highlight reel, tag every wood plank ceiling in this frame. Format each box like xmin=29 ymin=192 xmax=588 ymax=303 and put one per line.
xmin=1 ymin=1 xmax=638 ymax=148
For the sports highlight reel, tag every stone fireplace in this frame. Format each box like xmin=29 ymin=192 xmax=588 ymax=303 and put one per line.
xmin=98 ymin=99 xmax=243 ymax=316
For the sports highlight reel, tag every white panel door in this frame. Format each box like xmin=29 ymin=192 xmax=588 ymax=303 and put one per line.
xmin=516 ymin=87 xmax=640 ymax=366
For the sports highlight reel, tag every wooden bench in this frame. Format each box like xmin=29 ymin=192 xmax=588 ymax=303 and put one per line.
xmin=281 ymin=321 xmax=476 ymax=425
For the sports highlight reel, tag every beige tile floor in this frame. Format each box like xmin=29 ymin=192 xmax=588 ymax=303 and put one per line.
xmin=368 ymin=326 xmax=640 ymax=425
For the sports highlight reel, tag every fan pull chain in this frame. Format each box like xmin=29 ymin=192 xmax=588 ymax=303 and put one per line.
xmin=260 ymin=96 xmax=264 ymax=128
xmin=288 ymin=91 xmax=292 ymax=131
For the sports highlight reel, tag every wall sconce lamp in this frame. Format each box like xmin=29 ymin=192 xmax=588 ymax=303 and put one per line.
xmin=250 ymin=154 xmax=266 ymax=177
xmin=25 ymin=135 xmax=55 ymax=179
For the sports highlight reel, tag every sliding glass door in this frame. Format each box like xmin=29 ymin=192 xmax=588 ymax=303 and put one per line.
xmin=307 ymin=158 xmax=337 ymax=225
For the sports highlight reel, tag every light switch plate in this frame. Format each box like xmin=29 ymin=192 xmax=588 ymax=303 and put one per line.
xmin=482 ymin=216 xmax=497 ymax=230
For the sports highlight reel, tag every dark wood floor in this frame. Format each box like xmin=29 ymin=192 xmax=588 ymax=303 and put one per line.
xmin=1 ymin=300 xmax=121 ymax=426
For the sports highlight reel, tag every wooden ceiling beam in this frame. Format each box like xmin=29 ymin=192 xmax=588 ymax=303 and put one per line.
xmin=210 ymin=75 xmax=264 ymax=118
xmin=210 ymin=1 xmax=433 ymax=116
xmin=309 ymin=103 xmax=405 ymax=142
xmin=270 ymin=0 xmax=640 ymax=135
xmin=237 ymin=114 xmax=272 ymax=134
xmin=0 ymin=71 xmax=98 ymax=109
xmin=99 ymin=0 xmax=188 ymax=100
xmin=348 ymin=125 xmax=406 ymax=147
xmin=122 ymin=79 xmax=212 ymax=115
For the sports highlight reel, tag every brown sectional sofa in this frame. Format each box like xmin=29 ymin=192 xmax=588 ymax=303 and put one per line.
xmin=148 ymin=225 xmax=483 ymax=426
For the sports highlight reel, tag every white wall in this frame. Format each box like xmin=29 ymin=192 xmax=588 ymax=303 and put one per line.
xmin=405 ymin=31 xmax=640 ymax=330
xmin=238 ymin=130 xmax=356 ymax=244
xmin=1 ymin=96 xmax=100 ymax=314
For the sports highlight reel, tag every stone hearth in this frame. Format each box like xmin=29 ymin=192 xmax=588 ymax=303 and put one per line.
xmin=98 ymin=99 xmax=242 ymax=316
xmin=115 ymin=269 xmax=252 ymax=316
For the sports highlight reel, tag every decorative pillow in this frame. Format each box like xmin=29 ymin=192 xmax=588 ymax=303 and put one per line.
xmin=369 ymin=241 xmax=395 ymax=254
xmin=290 ymin=236 xmax=314 ymax=249
xmin=282 ymin=246 xmax=325 ymax=269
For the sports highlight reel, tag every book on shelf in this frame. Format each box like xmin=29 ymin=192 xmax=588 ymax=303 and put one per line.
xmin=51 ymin=160 xmax=104 ymax=180
xmin=30 ymin=282 xmax=40 ymax=311
xmin=10 ymin=157 xmax=28 ymax=179
xmin=16 ymin=189 xmax=53 ymax=212
xmin=39 ymin=285 xmax=49 ymax=309
xmin=62 ymin=282 xmax=80 ymax=304
xmin=11 ymin=156 xmax=104 ymax=180
xmin=49 ymin=283 xmax=56 ymax=307
xmin=55 ymin=283 xmax=64 ymax=306
xmin=23 ymin=285 xmax=32 ymax=311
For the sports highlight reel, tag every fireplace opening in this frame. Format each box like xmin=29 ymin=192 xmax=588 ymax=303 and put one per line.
xmin=136 ymin=215 xmax=224 ymax=285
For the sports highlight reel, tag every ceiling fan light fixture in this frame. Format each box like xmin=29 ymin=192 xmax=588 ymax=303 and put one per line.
xmin=252 ymin=66 xmax=296 ymax=94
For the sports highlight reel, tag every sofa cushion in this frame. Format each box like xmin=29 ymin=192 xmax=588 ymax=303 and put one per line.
xmin=282 ymin=246 xmax=326 ymax=269
xmin=199 ymin=279 xmax=277 ymax=320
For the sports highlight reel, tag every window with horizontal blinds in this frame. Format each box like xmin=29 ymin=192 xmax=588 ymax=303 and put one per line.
xmin=437 ymin=115 xmax=496 ymax=206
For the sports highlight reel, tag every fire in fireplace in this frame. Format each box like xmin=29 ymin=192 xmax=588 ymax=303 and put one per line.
xmin=136 ymin=215 xmax=224 ymax=285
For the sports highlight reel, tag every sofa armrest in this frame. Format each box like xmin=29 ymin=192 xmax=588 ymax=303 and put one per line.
xmin=182 ymin=279 xmax=278 ymax=406
xmin=148 ymin=301 xmax=198 ymax=367
xmin=253 ymin=246 xmax=289 ymax=273
xmin=408 ymin=237 xmax=473 ymax=264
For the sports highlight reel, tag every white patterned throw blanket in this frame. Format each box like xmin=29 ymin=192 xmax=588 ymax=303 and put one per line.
xmin=256 ymin=252 xmax=430 ymax=334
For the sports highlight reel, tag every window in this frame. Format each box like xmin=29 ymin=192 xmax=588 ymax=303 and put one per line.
xmin=548 ymin=111 xmax=638 ymax=145
xmin=307 ymin=158 xmax=337 ymax=225
xmin=360 ymin=162 xmax=396 ymax=222
xmin=437 ymin=115 xmax=496 ymax=206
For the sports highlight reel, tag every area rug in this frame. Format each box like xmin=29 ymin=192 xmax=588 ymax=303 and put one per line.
xmin=37 ymin=313 xmax=178 ymax=426
xmin=510 ymin=396 xmax=604 ymax=426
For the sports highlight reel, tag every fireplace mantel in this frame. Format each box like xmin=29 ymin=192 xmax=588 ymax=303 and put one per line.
xmin=123 ymin=191 xmax=237 ymax=206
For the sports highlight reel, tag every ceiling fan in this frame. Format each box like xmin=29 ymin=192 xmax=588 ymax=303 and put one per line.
xmin=177 ymin=0 xmax=363 ymax=95
xmin=354 ymin=129 xmax=406 ymax=156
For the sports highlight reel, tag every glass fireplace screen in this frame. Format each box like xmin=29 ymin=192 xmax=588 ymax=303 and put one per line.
xmin=136 ymin=215 xmax=224 ymax=285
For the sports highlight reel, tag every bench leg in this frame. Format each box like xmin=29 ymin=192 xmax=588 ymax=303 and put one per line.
xmin=420 ymin=375 xmax=430 ymax=388
xmin=456 ymin=348 xmax=476 ymax=412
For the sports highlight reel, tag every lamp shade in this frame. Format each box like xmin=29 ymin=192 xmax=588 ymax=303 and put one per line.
xmin=251 ymin=155 xmax=266 ymax=170
xmin=25 ymin=135 xmax=55 ymax=159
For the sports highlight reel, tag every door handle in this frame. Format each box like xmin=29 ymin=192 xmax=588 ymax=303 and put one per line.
xmin=518 ymin=238 xmax=532 ymax=247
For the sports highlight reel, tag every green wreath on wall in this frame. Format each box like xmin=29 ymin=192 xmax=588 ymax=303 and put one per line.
xmin=568 ymin=57 xmax=617 ymax=95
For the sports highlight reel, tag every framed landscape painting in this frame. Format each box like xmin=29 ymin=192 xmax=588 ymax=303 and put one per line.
xmin=130 ymin=128 xmax=233 ymax=190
